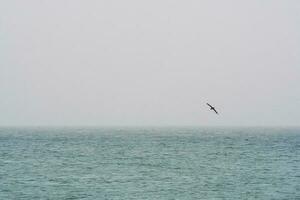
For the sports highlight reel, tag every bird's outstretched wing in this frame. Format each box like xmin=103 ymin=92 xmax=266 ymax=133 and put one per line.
xmin=206 ymin=103 xmax=212 ymax=108
xmin=212 ymin=108 xmax=218 ymax=114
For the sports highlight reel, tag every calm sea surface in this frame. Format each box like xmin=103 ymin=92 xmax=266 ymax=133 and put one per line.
xmin=0 ymin=127 xmax=299 ymax=199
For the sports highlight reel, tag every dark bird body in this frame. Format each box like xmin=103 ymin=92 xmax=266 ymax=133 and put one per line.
xmin=206 ymin=103 xmax=218 ymax=114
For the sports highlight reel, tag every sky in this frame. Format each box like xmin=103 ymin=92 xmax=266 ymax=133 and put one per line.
xmin=0 ymin=0 xmax=299 ymax=126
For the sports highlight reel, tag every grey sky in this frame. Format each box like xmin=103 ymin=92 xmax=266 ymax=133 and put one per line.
xmin=1 ymin=0 xmax=299 ymax=126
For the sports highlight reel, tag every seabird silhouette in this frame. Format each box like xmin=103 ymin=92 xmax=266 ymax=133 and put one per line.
xmin=206 ymin=103 xmax=218 ymax=114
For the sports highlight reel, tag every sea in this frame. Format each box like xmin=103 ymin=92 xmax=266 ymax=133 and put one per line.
xmin=0 ymin=127 xmax=299 ymax=199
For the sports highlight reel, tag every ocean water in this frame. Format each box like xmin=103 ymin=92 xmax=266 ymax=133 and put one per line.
xmin=0 ymin=127 xmax=299 ymax=199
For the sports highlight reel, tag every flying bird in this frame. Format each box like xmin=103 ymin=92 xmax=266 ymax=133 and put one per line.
xmin=206 ymin=103 xmax=219 ymax=114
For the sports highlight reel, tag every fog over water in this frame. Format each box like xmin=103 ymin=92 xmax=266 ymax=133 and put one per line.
xmin=1 ymin=1 xmax=299 ymax=126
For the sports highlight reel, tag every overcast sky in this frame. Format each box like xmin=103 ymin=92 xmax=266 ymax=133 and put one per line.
xmin=1 ymin=0 xmax=299 ymax=126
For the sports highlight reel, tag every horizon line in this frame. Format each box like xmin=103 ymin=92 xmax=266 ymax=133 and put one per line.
xmin=0 ymin=125 xmax=299 ymax=128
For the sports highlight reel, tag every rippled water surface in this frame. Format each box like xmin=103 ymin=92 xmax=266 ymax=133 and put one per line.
xmin=0 ymin=127 xmax=299 ymax=199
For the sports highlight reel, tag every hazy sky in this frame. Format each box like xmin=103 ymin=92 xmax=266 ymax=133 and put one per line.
xmin=1 ymin=0 xmax=299 ymax=126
